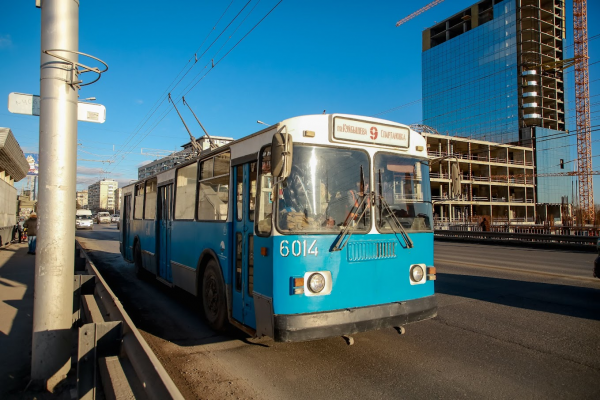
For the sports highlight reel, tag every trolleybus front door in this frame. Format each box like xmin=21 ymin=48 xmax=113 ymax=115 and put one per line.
xmin=157 ymin=184 xmax=173 ymax=281
xmin=232 ymin=163 xmax=256 ymax=328
xmin=123 ymin=194 xmax=132 ymax=260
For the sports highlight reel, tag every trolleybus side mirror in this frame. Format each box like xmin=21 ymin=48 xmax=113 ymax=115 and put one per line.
xmin=272 ymin=131 xmax=293 ymax=179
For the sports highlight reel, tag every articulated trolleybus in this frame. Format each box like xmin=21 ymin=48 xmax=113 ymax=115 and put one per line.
xmin=120 ymin=114 xmax=437 ymax=342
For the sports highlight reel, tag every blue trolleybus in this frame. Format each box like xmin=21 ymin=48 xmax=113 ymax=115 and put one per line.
xmin=120 ymin=114 xmax=437 ymax=342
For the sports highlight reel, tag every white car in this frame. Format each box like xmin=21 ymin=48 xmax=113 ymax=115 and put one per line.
xmin=76 ymin=215 xmax=93 ymax=230
xmin=111 ymin=215 xmax=120 ymax=223
xmin=97 ymin=212 xmax=112 ymax=224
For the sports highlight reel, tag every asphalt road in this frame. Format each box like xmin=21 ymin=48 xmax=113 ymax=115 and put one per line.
xmin=77 ymin=224 xmax=600 ymax=399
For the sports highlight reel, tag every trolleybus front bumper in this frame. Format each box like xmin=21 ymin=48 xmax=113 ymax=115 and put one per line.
xmin=273 ymin=295 xmax=437 ymax=342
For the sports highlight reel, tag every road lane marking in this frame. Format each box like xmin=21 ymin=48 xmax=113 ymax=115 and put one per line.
xmin=435 ymin=258 xmax=600 ymax=283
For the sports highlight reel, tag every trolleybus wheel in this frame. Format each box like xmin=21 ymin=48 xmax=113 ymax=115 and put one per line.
xmin=202 ymin=259 xmax=227 ymax=332
xmin=134 ymin=242 xmax=146 ymax=279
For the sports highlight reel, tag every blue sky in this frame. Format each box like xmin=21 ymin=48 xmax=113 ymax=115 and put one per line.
xmin=1 ymin=0 xmax=598 ymax=194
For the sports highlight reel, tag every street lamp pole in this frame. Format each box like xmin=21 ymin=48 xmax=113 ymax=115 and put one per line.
xmin=31 ymin=0 xmax=79 ymax=391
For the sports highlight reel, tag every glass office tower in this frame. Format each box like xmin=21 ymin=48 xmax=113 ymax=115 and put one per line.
xmin=422 ymin=0 xmax=571 ymax=205
xmin=423 ymin=0 xmax=519 ymax=143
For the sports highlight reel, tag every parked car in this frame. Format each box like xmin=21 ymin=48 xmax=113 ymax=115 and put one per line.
xmin=111 ymin=214 xmax=120 ymax=223
xmin=97 ymin=212 xmax=112 ymax=224
xmin=76 ymin=215 xmax=93 ymax=230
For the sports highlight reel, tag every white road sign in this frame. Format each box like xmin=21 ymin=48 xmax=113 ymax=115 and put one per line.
xmin=7 ymin=92 xmax=106 ymax=123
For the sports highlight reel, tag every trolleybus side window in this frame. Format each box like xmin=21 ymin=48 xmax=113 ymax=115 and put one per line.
xmin=134 ymin=183 xmax=144 ymax=220
xmin=256 ymin=146 xmax=273 ymax=236
xmin=174 ymin=162 xmax=197 ymax=220
xmin=236 ymin=166 xmax=243 ymax=221
xmin=198 ymin=151 xmax=230 ymax=221
xmin=144 ymin=178 xmax=157 ymax=220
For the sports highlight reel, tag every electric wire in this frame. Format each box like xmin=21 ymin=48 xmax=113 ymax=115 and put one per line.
xmin=108 ymin=1 xmax=283 ymax=174
xmin=106 ymin=0 xmax=245 ymax=166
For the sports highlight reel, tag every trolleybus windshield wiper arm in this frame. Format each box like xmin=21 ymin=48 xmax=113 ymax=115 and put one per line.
xmin=331 ymin=192 xmax=372 ymax=252
xmin=331 ymin=165 xmax=370 ymax=252
xmin=378 ymin=169 xmax=414 ymax=249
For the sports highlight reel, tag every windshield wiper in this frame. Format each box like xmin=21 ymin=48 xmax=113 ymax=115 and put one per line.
xmin=378 ymin=169 xmax=413 ymax=249
xmin=331 ymin=165 xmax=369 ymax=251
xmin=331 ymin=191 xmax=372 ymax=251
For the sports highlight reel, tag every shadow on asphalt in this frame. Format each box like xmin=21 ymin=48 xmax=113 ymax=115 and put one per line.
xmin=0 ymin=245 xmax=34 ymax=397
xmin=436 ymin=272 xmax=600 ymax=321
xmin=83 ymin=248 xmax=250 ymax=348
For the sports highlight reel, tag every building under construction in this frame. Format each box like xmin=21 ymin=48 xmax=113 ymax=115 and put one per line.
xmin=421 ymin=0 xmax=573 ymax=210
xmin=423 ymin=132 xmax=537 ymax=224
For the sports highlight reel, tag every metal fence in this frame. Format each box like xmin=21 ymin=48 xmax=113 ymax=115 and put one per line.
xmin=74 ymin=241 xmax=184 ymax=400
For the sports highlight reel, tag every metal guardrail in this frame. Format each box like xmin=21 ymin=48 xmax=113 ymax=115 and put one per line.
xmin=434 ymin=230 xmax=599 ymax=249
xmin=74 ymin=240 xmax=184 ymax=400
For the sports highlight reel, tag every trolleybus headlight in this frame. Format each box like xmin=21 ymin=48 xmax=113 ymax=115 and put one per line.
xmin=308 ymin=273 xmax=326 ymax=293
xmin=410 ymin=265 xmax=425 ymax=282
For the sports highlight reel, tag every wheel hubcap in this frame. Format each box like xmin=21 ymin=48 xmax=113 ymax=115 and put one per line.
xmin=205 ymin=276 xmax=219 ymax=316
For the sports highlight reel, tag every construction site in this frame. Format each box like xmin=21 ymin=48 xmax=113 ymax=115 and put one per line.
xmin=408 ymin=0 xmax=594 ymax=227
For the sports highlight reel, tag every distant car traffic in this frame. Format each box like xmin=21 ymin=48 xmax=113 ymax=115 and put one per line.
xmin=76 ymin=215 xmax=93 ymax=230
xmin=111 ymin=214 xmax=120 ymax=223
xmin=97 ymin=212 xmax=112 ymax=224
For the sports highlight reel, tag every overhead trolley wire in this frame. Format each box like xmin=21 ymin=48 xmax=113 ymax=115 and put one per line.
xmin=179 ymin=0 xmax=284 ymax=99
xmin=109 ymin=1 xmax=284 ymax=174
xmin=170 ymin=0 xmax=253 ymax=93
xmin=106 ymin=0 xmax=243 ymax=166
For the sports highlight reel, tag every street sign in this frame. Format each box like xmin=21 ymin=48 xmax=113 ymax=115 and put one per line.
xmin=7 ymin=92 xmax=106 ymax=123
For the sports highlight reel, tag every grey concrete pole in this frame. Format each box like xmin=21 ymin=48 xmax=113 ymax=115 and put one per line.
xmin=31 ymin=0 xmax=79 ymax=391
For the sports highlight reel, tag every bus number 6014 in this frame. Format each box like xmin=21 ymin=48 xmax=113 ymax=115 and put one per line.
xmin=280 ymin=240 xmax=318 ymax=257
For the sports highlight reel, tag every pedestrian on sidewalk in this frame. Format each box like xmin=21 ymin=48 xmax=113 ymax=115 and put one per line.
xmin=24 ymin=212 xmax=38 ymax=254
xmin=17 ymin=217 xmax=24 ymax=243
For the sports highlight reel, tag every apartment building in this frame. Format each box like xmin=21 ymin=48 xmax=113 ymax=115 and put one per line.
xmin=76 ymin=189 xmax=88 ymax=209
xmin=88 ymin=179 xmax=118 ymax=212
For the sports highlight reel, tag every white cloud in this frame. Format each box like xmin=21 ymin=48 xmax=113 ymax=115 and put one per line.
xmin=77 ymin=166 xmax=105 ymax=175
xmin=135 ymin=99 xmax=144 ymax=104
xmin=136 ymin=160 xmax=153 ymax=167
xmin=0 ymin=34 xmax=12 ymax=49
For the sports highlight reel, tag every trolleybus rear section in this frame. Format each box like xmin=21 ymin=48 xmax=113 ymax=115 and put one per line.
xmin=120 ymin=114 xmax=437 ymax=342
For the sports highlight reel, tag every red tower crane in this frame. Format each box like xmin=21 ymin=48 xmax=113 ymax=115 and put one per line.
xmin=572 ymin=0 xmax=594 ymax=223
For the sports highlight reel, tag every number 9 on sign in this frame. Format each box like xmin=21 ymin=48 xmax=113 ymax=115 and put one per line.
xmin=280 ymin=240 xmax=318 ymax=257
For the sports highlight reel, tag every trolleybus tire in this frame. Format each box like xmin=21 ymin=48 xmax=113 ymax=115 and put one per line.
xmin=202 ymin=259 xmax=228 ymax=332
xmin=134 ymin=242 xmax=148 ymax=280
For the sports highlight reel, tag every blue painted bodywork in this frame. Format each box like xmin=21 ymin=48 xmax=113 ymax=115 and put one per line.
xmin=268 ymin=233 xmax=434 ymax=315
xmin=169 ymin=220 xmax=230 ymax=282
xmin=122 ymin=209 xmax=434 ymax=328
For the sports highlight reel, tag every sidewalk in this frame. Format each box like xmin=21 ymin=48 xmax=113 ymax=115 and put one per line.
xmin=0 ymin=242 xmax=35 ymax=397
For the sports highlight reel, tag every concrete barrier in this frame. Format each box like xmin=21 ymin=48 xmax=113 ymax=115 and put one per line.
xmin=74 ymin=240 xmax=184 ymax=400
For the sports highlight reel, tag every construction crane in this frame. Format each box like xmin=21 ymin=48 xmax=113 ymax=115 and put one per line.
xmin=573 ymin=0 xmax=594 ymax=223
xmin=395 ymin=0 xmax=445 ymax=27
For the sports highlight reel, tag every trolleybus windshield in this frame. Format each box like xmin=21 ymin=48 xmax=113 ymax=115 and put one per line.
xmin=277 ymin=145 xmax=370 ymax=233
xmin=374 ymin=153 xmax=433 ymax=232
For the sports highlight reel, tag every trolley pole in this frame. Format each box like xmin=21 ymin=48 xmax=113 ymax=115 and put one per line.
xmin=31 ymin=0 xmax=79 ymax=391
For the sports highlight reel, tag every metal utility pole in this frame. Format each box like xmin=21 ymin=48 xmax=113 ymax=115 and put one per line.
xmin=32 ymin=0 xmax=79 ymax=391
xmin=573 ymin=0 xmax=594 ymax=223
